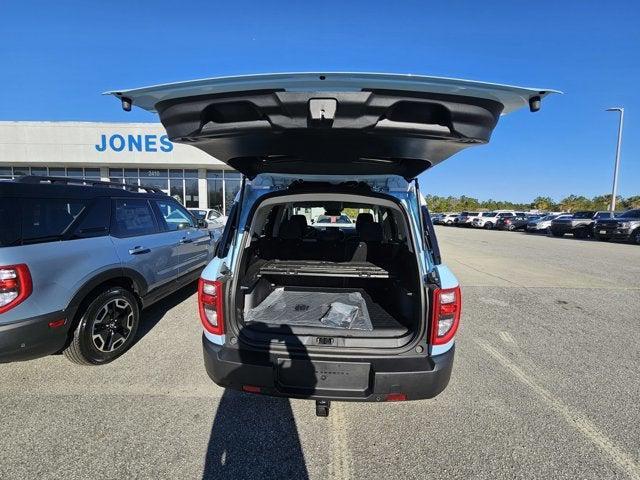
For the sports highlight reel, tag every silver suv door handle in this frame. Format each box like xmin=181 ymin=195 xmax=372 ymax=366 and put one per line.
xmin=128 ymin=246 xmax=151 ymax=255
xmin=179 ymin=238 xmax=193 ymax=244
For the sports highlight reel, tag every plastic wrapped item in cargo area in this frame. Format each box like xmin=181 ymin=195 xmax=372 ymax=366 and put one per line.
xmin=244 ymin=288 xmax=373 ymax=331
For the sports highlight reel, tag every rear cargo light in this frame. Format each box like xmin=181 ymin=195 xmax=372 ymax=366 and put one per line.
xmin=198 ymin=278 xmax=224 ymax=335
xmin=430 ymin=286 xmax=461 ymax=346
xmin=0 ymin=264 xmax=32 ymax=314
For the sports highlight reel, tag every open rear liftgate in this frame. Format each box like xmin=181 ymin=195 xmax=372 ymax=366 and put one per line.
xmin=108 ymin=73 xmax=558 ymax=416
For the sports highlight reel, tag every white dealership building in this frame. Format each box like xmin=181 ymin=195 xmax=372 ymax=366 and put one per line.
xmin=0 ymin=121 xmax=240 ymax=214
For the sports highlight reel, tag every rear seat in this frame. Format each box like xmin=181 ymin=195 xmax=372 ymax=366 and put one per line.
xmin=261 ymin=213 xmax=394 ymax=265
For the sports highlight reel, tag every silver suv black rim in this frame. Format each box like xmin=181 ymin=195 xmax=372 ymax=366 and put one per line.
xmin=91 ymin=298 xmax=134 ymax=352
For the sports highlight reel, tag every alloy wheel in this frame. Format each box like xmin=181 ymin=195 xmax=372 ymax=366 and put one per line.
xmin=91 ymin=298 xmax=135 ymax=352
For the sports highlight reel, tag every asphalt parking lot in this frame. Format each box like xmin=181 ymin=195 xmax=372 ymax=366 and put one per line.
xmin=1 ymin=227 xmax=639 ymax=480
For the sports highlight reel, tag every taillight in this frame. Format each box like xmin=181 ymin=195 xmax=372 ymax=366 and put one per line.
xmin=198 ymin=278 xmax=224 ymax=335
xmin=430 ymin=286 xmax=461 ymax=345
xmin=0 ymin=264 xmax=32 ymax=314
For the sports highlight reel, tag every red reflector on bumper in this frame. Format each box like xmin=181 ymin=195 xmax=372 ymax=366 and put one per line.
xmin=385 ymin=393 xmax=407 ymax=402
xmin=48 ymin=319 xmax=67 ymax=328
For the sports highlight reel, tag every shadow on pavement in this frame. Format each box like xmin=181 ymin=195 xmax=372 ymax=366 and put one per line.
xmin=135 ymin=281 xmax=198 ymax=343
xmin=202 ymin=324 xmax=314 ymax=480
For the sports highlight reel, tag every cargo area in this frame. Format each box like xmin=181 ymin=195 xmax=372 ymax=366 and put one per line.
xmin=234 ymin=193 xmax=423 ymax=348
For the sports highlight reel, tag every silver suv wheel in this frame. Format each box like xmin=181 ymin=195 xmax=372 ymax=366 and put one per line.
xmin=91 ymin=298 xmax=135 ymax=352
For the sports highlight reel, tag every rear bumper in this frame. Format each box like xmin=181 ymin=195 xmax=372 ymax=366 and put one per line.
xmin=203 ymin=336 xmax=455 ymax=401
xmin=0 ymin=311 xmax=70 ymax=363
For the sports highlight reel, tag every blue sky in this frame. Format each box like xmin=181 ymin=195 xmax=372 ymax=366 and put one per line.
xmin=1 ymin=0 xmax=638 ymax=202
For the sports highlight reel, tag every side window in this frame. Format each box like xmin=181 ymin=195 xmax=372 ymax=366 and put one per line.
xmin=73 ymin=198 xmax=110 ymax=239
xmin=154 ymin=199 xmax=196 ymax=231
xmin=0 ymin=201 xmax=20 ymax=247
xmin=22 ymin=197 xmax=87 ymax=244
xmin=112 ymin=199 xmax=158 ymax=238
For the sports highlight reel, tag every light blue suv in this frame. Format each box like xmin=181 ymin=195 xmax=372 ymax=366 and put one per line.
xmin=110 ymin=72 xmax=557 ymax=415
xmin=0 ymin=176 xmax=214 ymax=364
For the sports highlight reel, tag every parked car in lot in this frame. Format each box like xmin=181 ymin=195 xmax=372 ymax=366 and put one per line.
xmin=593 ymin=209 xmax=640 ymax=244
xmin=455 ymin=211 xmax=480 ymax=227
xmin=110 ymin=72 xmax=556 ymax=415
xmin=313 ymin=214 xmax=355 ymax=228
xmin=472 ymin=211 xmax=516 ymax=229
xmin=0 ymin=176 xmax=215 ymax=364
xmin=496 ymin=213 xmax=529 ymax=231
xmin=430 ymin=213 xmax=444 ymax=224
xmin=526 ymin=214 xmax=568 ymax=233
xmin=437 ymin=213 xmax=459 ymax=225
xmin=188 ymin=208 xmax=227 ymax=229
xmin=550 ymin=211 xmax=612 ymax=238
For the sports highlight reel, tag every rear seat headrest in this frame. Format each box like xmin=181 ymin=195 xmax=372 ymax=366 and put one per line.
xmin=279 ymin=219 xmax=303 ymax=240
xmin=290 ymin=214 xmax=308 ymax=231
xmin=356 ymin=213 xmax=374 ymax=231
xmin=359 ymin=222 xmax=383 ymax=242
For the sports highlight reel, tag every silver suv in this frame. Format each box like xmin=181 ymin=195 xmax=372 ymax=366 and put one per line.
xmin=0 ymin=176 xmax=214 ymax=364
xmin=110 ymin=72 xmax=557 ymax=416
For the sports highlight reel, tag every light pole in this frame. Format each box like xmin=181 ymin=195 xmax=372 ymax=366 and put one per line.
xmin=606 ymin=107 xmax=624 ymax=212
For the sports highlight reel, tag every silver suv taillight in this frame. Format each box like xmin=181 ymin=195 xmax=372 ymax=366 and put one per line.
xmin=198 ymin=279 xmax=224 ymax=335
xmin=0 ymin=264 xmax=32 ymax=314
xmin=430 ymin=286 xmax=462 ymax=346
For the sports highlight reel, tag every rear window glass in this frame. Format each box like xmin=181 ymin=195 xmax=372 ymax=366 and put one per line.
xmin=21 ymin=198 xmax=86 ymax=244
xmin=112 ymin=199 xmax=157 ymax=237
xmin=572 ymin=211 xmax=594 ymax=219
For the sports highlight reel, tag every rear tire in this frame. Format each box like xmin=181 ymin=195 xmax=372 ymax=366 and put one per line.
xmin=631 ymin=228 xmax=640 ymax=245
xmin=484 ymin=222 xmax=493 ymax=230
xmin=507 ymin=225 xmax=516 ymax=231
xmin=64 ymin=287 xmax=140 ymax=366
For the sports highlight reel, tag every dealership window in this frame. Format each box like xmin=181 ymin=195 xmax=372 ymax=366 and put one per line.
xmin=168 ymin=169 xmax=199 ymax=208
xmin=109 ymin=168 xmax=199 ymax=208
xmin=0 ymin=166 xmax=101 ymax=179
xmin=206 ymin=170 xmax=242 ymax=215
xmin=207 ymin=170 xmax=224 ymax=214
xmin=224 ymin=172 xmax=241 ymax=213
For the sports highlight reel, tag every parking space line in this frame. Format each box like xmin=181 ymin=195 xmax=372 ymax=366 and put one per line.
xmin=328 ymin=402 xmax=353 ymax=480
xmin=475 ymin=338 xmax=640 ymax=480
xmin=452 ymin=259 xmax=527 ymax=287
xmin=498 ymin=331 xmax=516 ymax=345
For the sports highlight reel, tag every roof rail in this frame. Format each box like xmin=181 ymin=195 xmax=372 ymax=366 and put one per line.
xmin=15 ymin=175 xmax=167 ymax=194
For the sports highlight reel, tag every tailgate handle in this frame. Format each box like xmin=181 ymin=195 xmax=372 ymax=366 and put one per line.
xmin=309 ymin=98 xmax=337 ymax=126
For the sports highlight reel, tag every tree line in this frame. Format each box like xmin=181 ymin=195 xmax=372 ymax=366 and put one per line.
xmin=425 ymin=194 xmax=640 ymax=213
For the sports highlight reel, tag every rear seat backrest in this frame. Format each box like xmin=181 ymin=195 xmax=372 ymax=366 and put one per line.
xmin=359 ymin=222 xmax=383 ymax=243
xmin=355 ymin=213 xmax=374 ymax=233
xmin=290 ymin=214 xmax=308 ymax=234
